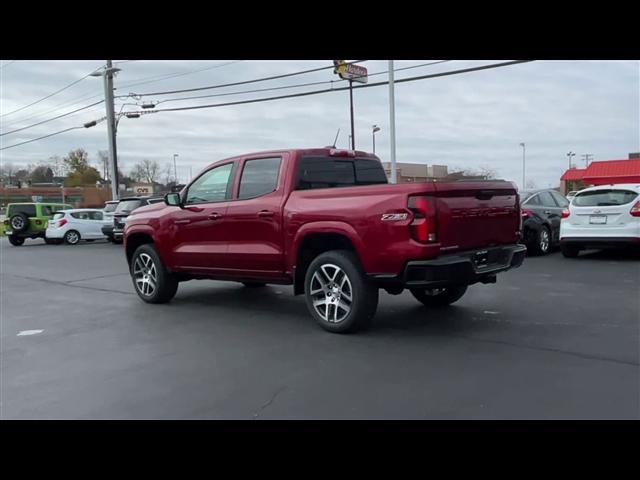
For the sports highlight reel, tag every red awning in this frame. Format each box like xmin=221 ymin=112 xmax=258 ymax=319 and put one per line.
xmin=560 ymin=168 xmax=586 ymax=181
xmin=560 ymin=159 xmax=640 ymax=184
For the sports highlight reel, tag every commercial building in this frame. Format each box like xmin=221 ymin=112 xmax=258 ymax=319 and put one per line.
xmin=560 ymin=153 xmax=640 ymax=194
xmin=381 ymin=162 xmax=449 ymax=183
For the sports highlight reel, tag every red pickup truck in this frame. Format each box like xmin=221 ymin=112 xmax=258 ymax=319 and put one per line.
xmin=124 ymin=148 xmax=526 ymax=333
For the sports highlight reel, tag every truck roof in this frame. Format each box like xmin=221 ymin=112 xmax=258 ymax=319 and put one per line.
xmin=205 ymin=147 xmax=379 ymax=168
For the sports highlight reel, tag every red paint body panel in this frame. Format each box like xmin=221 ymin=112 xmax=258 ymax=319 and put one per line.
xmin=124 ymin=148 xmax=521 ymax=282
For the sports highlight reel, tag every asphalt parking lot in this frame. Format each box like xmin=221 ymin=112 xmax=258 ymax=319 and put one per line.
xmin=1 ymin=237 xmax=638 ymax=419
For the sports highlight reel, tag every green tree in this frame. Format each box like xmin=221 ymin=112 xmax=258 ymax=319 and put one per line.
xmin=63 ymin=148 xmax=102 ymax=186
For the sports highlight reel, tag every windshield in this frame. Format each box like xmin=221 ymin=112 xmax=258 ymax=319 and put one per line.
xmin=573 ymin=189 xmax=638 ymax=207
xmin=104 ymin=202 xmax=118 ymax=213
xmin=116 ymin=200 xmax=142 ymax=213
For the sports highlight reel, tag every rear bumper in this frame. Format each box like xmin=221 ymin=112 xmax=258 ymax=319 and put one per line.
xmin=45 ymin=228 xmax=65 ymax=239
xmin=560 ymin=237 xmax=640 ymax=248
xmin=101 ymin=225 xmax=115 ymax=237
xmin=373 ymin=244 xmax=527 ymax=288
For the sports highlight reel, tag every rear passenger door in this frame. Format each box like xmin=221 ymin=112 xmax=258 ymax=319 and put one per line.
xmin=538 ymin=191 xmax=564 ymax=242
xmin=222 ymin=155 xmax=286 ymax=276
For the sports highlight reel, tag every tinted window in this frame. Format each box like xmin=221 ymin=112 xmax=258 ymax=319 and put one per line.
xmin=8 ymin=204 xmax=37 ymax=217
xmin=538 ymin=191 xmax=557 ymax=207
xmin=573 ymin=189 xmax=638 ymax=207
xmin=354 ymin=159 xmax=388 ymax=184
xmin=71 ymin=211 xmax=91 ymax=220
xmin=89 ymin=211 xmax=104 ymax=220
xmin=524 ymin=194 xmax=541 ymax=206
xmin=296 ymin=157 xmax=386 ymax=190
xmin=104 ymin=202 xmax=117 ymax=213
xmin=186 ymin=163 xmax=234 ymax=204
xmin=550 ymin=191 xmax=569 ymax=207
xmin=238 ymin=157 xmax=281 ymax=199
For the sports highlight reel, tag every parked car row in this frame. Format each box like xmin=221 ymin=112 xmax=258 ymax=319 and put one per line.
xmin=3 ymin=195 xmax=165 ymax=246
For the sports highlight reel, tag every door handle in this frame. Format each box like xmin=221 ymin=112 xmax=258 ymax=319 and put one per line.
xmin=257 ymin=210 xmax=275 ymax=218
xmin=208 ymin=212 xmax=223 ymax=220
xmin=174 ymin=219 xmax=191 ymax=225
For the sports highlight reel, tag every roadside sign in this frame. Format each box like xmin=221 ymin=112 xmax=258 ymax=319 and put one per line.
xmin=31 ymin=195 xmax=43 ymax=202
xmin=334 ymin=60 xmax=368 ymax=84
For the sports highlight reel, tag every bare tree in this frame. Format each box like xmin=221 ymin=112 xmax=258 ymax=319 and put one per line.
xmin=130 ymin=159 xmax=161 ymax=184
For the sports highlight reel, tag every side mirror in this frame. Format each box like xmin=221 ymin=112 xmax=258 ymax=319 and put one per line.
xmin=164 ymin=192 xmax=182 ymax=207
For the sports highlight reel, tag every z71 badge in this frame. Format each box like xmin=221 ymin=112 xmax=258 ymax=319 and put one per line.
xmin=381 ymin=213 xmax=408 ymax=221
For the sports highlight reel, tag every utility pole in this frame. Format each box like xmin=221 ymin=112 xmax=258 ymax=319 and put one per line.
xmin=348 ymin=80 xmax=355 ymax=150
xmin=582 ymin=153 xmax=594 ymax=166
xmin=93 ymin=61 xmax=120 ymax=202
xmin=388 ymin=60 xmax=397 ymax=184
xmin=520 ymin=142 xmax=526 ymax=188
xmin=173 ymin=154 xmax=179 ymax=184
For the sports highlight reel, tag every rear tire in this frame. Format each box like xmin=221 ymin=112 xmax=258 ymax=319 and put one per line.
xmin=410 ymin=285 xmax=468 ymax=307
xmin=561 ymin=244 xmax=581 ymax=258
xmin=304 ymin=250 xmax=378 ymax=334
xmin=130 ymin=243 xmax=178 ymax=304
xmin=64 ymin=230 xmax=81 ymax=245
xmin=8 ymin=235 xmax=25 ymax=246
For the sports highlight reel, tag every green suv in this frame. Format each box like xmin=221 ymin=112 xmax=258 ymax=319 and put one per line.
xmin=4 ymin=202 xmax=73 ymax=246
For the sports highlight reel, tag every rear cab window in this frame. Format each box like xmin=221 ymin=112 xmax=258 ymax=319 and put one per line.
xmin=295 ymin=156 xmax=388 ymax=190
xmin=573 ymin=189 xmax=638 ymax=207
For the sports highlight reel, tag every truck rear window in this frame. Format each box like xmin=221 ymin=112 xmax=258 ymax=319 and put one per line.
xmin=296 ymin=157 xmax=388 ymax=190
xmin=573 ymin=189 xmax=638 ymax=207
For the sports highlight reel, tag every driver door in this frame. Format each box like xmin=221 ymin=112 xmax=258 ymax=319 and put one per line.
xmin=170 ymin=161 xmax=236 ymax=271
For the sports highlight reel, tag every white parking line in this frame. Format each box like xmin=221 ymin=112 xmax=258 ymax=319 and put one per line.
xmin=17 ymin=329 xmax=44 ymax=336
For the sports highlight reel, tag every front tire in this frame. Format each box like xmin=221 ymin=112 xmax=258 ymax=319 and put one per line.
xmin=130 ymin=244 xmax=178 ymax=304
xmin=8 ymin=235 xmax=25 ymax=246
xmin=64 ymin=230 xmax=81 ymax=245
xmin=410 ymin=285 xmax=468 ymax=307
xmin=304 ymin=250 xmax=378 ymax=334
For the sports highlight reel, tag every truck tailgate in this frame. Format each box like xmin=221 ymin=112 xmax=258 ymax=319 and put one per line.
xmin=433 ymin=181 xmax=520 ymax=252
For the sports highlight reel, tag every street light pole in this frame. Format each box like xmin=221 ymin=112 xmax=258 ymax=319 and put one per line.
xmin=388 ymin=60 xmax=397 ymax=184
xmin=566 ymin=151 xmax=575 ymax=169
xmin=520 ymin=142 xmax=526 ymax=189
xmin=173 ymin=154 xmax=179 ymax=184
xmin=372 ymin=125 xmax=380 ymax=154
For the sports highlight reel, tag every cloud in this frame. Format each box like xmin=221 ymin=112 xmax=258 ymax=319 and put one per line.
xmin=1 ymin=59 xmax=638 ymax=188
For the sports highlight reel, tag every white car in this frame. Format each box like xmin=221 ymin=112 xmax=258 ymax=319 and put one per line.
xmin=103 ymin=200 xmax=118 ymax=223
xmin=45 ymin=209 xmax=112 ymax=245
xmin=565 ymin=190 xmax=579 ymax=202
xmin=559 ymin=184 xmax=640 ymax=257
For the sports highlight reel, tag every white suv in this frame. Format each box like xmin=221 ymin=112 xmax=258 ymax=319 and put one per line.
xmin=560 ymin=184 xmax=640 ymax=257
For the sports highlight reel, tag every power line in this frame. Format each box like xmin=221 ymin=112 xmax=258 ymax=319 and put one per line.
xmin=115 ymin=60 xmax=244 ymax=91
xmin=128 ymin=60 xmax=368 ymax=97
xmin=0 ymin=126 xmax=85 ymax=151
xmin=0 ymin=63 xmax=105 ymax=118
xmin=158 ymin=61 xmax=451 ymax=105
xmin=144 ymin=60 xmax=532 ymax=114
xmin=0 ymin=100 xmax=104 ymax=136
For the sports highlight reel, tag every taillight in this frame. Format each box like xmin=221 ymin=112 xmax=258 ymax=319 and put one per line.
xmin=58 ymin=218 xmax=68 ymax=227
xmin=630 ymin=200 xmax=640 ymax=217
xmin=521 ymin=208 xmax=535 ymax=218
xmin=407 ymin=195 xmax=437 ymax=243
xmin=561 ymin=208 xmax=570 ymax=219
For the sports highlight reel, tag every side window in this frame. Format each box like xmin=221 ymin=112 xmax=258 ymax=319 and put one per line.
xmin=539 ymin=191 xmax=557 ymax=207
xmin=550 ymin=191 xmax=569 ymax=207
xmin=186 ymin=163 xmax=234 ymax=205
xmin=296 ymin=157 xmax=356 ymax=190
xmin=354 ymin=159 xmax=388 ymax=185
xmin=41 ymin=205 xmax=54 ymax=216
xmin=89 ymin=211 xmax=104 ymax=220
xmin=70 ymin=212 xmax=82 ymax=219
xmin=524 ymin=195 xmax=541 ymax=206
xmin=238 ymin=157 xmax=282 ymax=199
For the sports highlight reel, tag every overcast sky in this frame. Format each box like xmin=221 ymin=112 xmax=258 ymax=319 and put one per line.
xmin=1 ymin=60 xmax=638 ymax=188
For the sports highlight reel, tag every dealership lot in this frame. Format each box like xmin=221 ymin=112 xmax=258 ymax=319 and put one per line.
xmin=1 ymin=238 xmax=638 ymax=419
